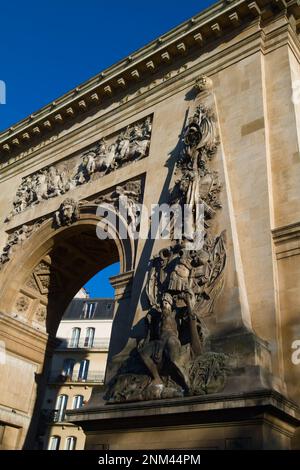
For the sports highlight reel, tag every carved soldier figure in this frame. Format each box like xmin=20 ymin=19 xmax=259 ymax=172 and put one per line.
xmin=59 ymin=170 xmax=70 ymax=193
xmin=12 ymin=186 xmax=28 ymax=214
xmin=75 ymin=151 xmax=97 ymax=185
xmin=115 ymin=129 xmax=131 ymax=161
xmin=83 ymin=151 xmax=96 ymax=175
xmin=168 ymin=249 xmax=193 ymax=293
xmin=95 ymin=138 xmax=108 ymax=170
xmin=35 ymin=170 xmax=49 ymax=203
xmin=115 ymin=185 xmax=140 ymax=231
xmin=97 ymin=141 xmax=116 ymax=173
xmin=47 ymin=166 xmax=64 ymax=197
xmin=26 ymin=175 xmax=36 ymax=206
xmin=96 ymin=138 xmax=117 ymax=173
xmin=143 ymin=116 xmax=152 ymax=138
xmin=129 ymin=123 xmax=150 ymax=160
xmin=105 ymin=143 xmax=117 ymax=171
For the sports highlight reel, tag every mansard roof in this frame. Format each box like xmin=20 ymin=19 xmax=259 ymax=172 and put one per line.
xmin=62 ymin=297 xmax=115 ymax=321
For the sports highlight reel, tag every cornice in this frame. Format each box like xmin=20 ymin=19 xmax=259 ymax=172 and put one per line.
xmin=0 ymin=24 xmax=264 ymax=180
xmin=272 ymin=220 xmax=300 ymax=242
xmin=0 ymin=311 xmax=50 ymax=359
xmin=0 ymin=15 xmax=297 ymax=185
xmin=272 ymin=222 xmax=300 ymax=259
xmin=0 ymin=0 xmax=299 ymax=162
xmin=67 ymin=389 xmax=300 ymax=425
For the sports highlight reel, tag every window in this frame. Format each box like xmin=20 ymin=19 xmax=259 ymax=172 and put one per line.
xmin=69 ymin=327 xmax=81 ymax=348
xmin=0 ymin=424 xmax=4 ymax=444
xmin=65 ymin=436 xmax=76 ymax=450
xmin=72 ymin=395 xmax=84 ymax=409
xmin=78 ymin=359 xmax=89 ymax=381
xmin=55 ymin=394 xmax=68 ymax=422
xmin=48 ymin=436 xmax=60 ymax=450
xmin=82 ymin=302 xmax=96 ymax=319
xmin=84 ymin=327 xmax=95 ymax=348
xmin=62 ymin=358 xmax=75 ymax=379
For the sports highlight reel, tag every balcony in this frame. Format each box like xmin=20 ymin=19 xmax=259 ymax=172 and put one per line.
xmin=56 ymin=338 xmax=110 ymax=350
xmin=40 ymin=409 xmax=65 ymax=423
xmin=48 ymin=370 xmax=105 ymax=384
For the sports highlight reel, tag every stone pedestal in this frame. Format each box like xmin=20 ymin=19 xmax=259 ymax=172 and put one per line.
xmin=68 ymin=389 xmax=300 ymax=450
xmin=210 ymin=327 xmax=287 ymax=395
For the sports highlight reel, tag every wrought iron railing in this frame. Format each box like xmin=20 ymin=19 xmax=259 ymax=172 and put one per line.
xmin=40 ymin=409 xmax=64 ymax=423
xmin=56 ymin=338 xmax=110 ymax=350
xmin=48 ymin=370 xmax=105 ymax=384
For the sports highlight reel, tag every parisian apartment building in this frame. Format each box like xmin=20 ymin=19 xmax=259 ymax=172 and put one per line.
xmin=39 ymin=289 xmax=114 ymax=450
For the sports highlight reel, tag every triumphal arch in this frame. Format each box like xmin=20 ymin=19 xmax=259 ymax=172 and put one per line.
xmin=1 ymin=0 xmax=300 ymax=450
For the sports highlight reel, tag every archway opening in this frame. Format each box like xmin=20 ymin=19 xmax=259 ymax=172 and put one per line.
xmin=0 ymin=202 xmax=135 ymax=450
xmin=0 ymin=203 xmax=137 ymax=451
xmin=39 ymin=261 xmax=121 ymax=450
xmin=42 ymin=225 xmax=120 ymax=336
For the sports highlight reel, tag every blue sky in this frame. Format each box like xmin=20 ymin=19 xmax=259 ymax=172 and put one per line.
xmin=85 ymin=262 xmax=120 ymax=298
xmin=0 ymin=0 xmax=216 ymax=131
xmin=0 ymin=0 xmax=216 ymax=297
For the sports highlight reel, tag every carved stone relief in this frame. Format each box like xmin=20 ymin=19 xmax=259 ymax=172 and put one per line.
xmin=170 ymin=103 xmax=221 ymax=239
xmin=54 ymin=198 xmax=79 ymax=227
xmin=6 ymin=116 xmax=152 ymax=221
xmin=105 ymin=78 xmax=228 ymax=403
xmin=35 ymin=260 xmax=51 ymax=272
xmin=26 ymin=276 xmax=39 ymax=292
xmin=15 ymin=295 xmax=30 ymax=313
xmin=0 ymin=220 xmax=45 ymax=269
xmin=93 ymin=178 xmax=143 ymax=233
xmin=24 ymin=260 xmax=63 ymax=297
xmin=33 ymin=270 xmax=62 ymax=296
xmin=0 ymin=177 xmax=144 ymax=270
xmin=93 ymin=179 xmax=142 ymax=207
xmin=35 ymin=304 xmax=47 ymax=324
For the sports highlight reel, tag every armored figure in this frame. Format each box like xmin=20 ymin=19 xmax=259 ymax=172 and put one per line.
xmin=130 ymin=123 xmax=150 ymax=159
xmin=35 ymin=171 xmax=49 ymax=203
xmin=115 ymin=129 xmax=131 ymax=161
xmin=47 ymin=166 xmax=65 ymax=197
xmin=168 ymin=249 xmax=193 ymax=293
xmin=83 ymin=151 xmax=97 ymax=176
